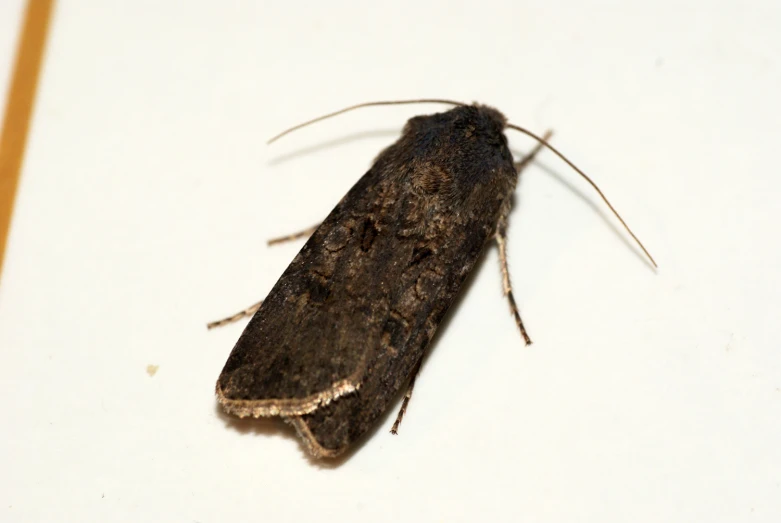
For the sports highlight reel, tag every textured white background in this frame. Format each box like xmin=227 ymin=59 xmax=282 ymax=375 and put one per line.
xmin=1 ymin=1 xmax=780 ymax=521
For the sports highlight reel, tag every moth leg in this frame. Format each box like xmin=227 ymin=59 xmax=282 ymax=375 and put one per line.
xmin=267 ymin=223 xmax=321 ymax=246
xmin=207 ymin=222 xmax=321 ymax=329
xmin=390 ymin=359 xmax=423 ymax=435
xmin=208 ymin=223 xmax=320 ymax=329
xmin=496 ymin=229 xmax=532 ymax=345
xmin=206 ymin=300 xmax=263 ymax=330
xmin=495 ymin=132 xmax=552 ymax=345
xmin=513 ymin=129 xmax=553 ymax=172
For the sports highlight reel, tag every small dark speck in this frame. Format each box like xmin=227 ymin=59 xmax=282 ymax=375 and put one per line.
xmin=655 ymin=57 xmax=663 ymax=68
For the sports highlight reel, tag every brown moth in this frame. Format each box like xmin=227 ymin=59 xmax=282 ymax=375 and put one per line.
xmin=211 ymin=100 xmax=655 ymax=458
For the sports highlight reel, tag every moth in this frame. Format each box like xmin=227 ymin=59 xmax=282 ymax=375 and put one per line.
xmin=211 ymin=99 xmax=655 ymax=458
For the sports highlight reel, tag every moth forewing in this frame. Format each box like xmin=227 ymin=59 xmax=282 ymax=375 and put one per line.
xmin=217 ymin=105 xmax=518 ymax=457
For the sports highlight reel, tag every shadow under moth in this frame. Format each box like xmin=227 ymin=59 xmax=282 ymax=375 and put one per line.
xmin=211 ymin=99 xmax=656 ymax=459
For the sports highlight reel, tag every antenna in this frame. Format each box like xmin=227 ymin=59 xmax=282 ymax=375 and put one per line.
xmin=268 ymin=100 xmax=657 ymax=268
xmin=267 ymin=99 xmax=463 ymax=144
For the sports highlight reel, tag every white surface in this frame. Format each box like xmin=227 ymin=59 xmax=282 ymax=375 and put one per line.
xmin=1 ymin=1 xmax=780 ymax=521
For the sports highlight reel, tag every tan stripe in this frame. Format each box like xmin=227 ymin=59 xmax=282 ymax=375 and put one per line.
xmin=0 ymin=0 xmax=54 ymax=279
